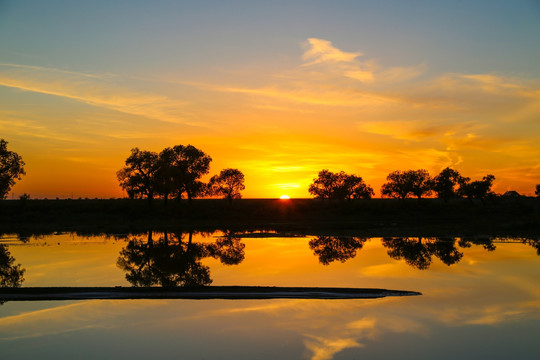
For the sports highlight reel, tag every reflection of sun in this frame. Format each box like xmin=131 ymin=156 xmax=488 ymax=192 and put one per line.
xmin=279 ymin=195 xmax=290 ymax=200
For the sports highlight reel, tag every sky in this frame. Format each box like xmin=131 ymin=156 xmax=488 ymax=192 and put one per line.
xmin=1 ymin=0 xmax=540 ymax=198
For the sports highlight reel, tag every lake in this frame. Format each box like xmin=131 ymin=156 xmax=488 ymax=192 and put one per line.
xmin=1 ymin=231 xmax=539 ymax=359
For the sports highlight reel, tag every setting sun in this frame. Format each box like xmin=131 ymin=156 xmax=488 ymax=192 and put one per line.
xmin=279 ymin=195 xmax=290 ymax=200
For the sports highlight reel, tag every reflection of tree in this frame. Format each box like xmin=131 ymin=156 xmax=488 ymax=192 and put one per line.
xmin=0 ymin=244 xmax=25 ymax=305
xmin=309 ymin=236 xmax=367 ymax=265
xmin=429 ymin=238 xmax=463 ymax=266
xmin=458 ymin=237 xmax=496 ymax=251
xmin=382 ymin=237 xmax=463 ymax=270
xmin=117 ymin=231 xmax=246 ymax=287
xmin=522 ymin=238 xmax=540 ymax=256
xmin=208 ymin=232 xmax=245 ymax=265
xmin=117 ymin=231 xmax=212 ymax=287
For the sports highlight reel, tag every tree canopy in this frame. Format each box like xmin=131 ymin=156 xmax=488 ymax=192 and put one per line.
xmin=117 ymin=144 xmax=213 ymax=202
xmin=431 ymin=167 xmax=465 ymax=202
xmin=380 ymin=169 xmax=431 ymax=199
xmin=0 ymin=139 xmax=25 ymax=200
xmin=207 ymin=168 xmax=245 ymax=202
xmin=159 ymin=145 xmax=212 ymax=201
xmin=308 ymin=170 xmax=374 ymax=200
xmin=458 ymin=174 xmax=496 ymax=201
xmin=117 ymin=148 xmax=160 ymax=201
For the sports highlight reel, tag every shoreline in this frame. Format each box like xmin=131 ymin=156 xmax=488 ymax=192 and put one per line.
xmin=0 ymin=286 xmax=422 ymax=301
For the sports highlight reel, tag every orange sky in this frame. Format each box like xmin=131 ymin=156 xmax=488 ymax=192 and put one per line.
xmin=1 ymin=2 xmax=540 ymax=198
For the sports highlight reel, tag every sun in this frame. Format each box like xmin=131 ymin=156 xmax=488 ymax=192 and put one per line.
xmin=279 ymin=195 xmax=290 ymax=200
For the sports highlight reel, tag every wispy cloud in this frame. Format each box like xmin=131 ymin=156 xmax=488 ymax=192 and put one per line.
xmin=302 ymin=38 xmax=362 ymax=65
xmin=0 ymin=63 xmax=193 ymax=125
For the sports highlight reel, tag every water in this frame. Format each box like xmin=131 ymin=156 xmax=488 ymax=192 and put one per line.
xmin=1 ymin=232 xmax=539 ymax=359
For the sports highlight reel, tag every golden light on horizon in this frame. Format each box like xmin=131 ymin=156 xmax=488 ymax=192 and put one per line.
xmin=279 ymin=195 xmax=290 ymax=200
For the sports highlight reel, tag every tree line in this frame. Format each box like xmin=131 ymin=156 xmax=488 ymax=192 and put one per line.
xmin=309 ymin=167 xmax=509 ymax=201
xmin=117 ymin=145 xmax=245 ymax=203
xmin=2 ymin=137 xmax=540 ymax=201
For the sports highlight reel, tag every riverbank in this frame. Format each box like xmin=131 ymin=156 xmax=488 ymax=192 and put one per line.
xmin=0 ymin=286 xmax=421 ymax=301
xmin=1 ymin=198 xmax=539 ymax=237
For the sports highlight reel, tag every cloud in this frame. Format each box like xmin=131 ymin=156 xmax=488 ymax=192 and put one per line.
xmin=304 ymin=336 xmax=363 ymax=360
xmin=0 ymin=63 xmax=192 ymax=125
xmin=302 ymin=38 xmax=361 ymax=65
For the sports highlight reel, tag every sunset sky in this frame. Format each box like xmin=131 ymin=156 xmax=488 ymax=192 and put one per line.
xmin=1 ymin=1 xmax=540 ymax=198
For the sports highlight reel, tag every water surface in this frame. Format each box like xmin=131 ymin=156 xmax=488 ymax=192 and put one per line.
xmin=1 ymin=232 xmax=539 ymax=359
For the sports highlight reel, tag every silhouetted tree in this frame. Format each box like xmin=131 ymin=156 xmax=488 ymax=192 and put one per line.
xmin=159 ymin=145 xmax=212 ymax=201
xmin=0 ymin=139 xmax=25 ymax=199
xmin=431 ymin=167 xmax=465 ymax=202
xmin=207 ymin=168 xmax=245 ymax=203
xmin=458 ymin=174 xmax=496 ymax=201
xmin=0 ymin=244 xmax=25 ymax=287
xmin=535 ymin=184 xmax=540 ymax=198
xmin=117 ymin=148 xmax=160 ymax=202
xmin=309 ymin=236 xmax=367 ymax=265
xmin=381 ymin=169 xmax=431 ymax=199
xmin=308 ymin=170 xmax=374 ymax=200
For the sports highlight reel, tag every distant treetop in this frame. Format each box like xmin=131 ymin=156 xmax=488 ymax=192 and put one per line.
xmin=0 ymin=139 xmax=26 ymax=200
xmin=308 ymin=170 xmax=374 ymax=200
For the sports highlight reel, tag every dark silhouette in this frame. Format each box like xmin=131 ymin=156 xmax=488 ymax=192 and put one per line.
xmin=458 ymin=237 xmax=496 ymax=251
xmin=382 ymin=237 xmax=463 ymax=270
xmin=523 ymin=238 xmax=540 ymax=255
xmin=535 ymin=184 xmax=540 ymax=198
xmin=0 ymin=139 xmax=26 ymax=200
xmin=309 ymin=236 xmax=367 ymax=265
xmin=117 ymin=231 xmax=212 ymax=287
xmin=116 ymin=230 xmax=246 ymax=287
xmin=381 ymin=169 xmax=431 ymax=200
xmin=207 ymin=232 xmax=245 ymax=265
xmin=207 ymin=168 xmax=245 ymax=203
xmin=0 ymin=244 xmax=25 ymax=287
xmin=431 ymin=167 xmax=465 ymax=202
xmin=117 ymin=148 xmax=160 ymax=202
xmin=458 ymin=174 xmax=496 ymax=201
xmin=308 ymin=170 xmax=374 ymax=200
xmin=158 ymin=145 xmax=212 ymax=202
xmin=117 ymin=145 xmax=213 ymax=204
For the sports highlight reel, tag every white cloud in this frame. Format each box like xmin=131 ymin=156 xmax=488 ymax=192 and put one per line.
xmin=302 ymin=38 xmax=361 ymax=65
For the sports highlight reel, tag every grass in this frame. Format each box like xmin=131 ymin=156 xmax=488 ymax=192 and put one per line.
xmin=1 ymin=197 xmax=539 ymax=237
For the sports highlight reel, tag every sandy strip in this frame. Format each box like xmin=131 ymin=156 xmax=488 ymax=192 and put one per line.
xmin=0 ymin=286 xmax=421 ymax=301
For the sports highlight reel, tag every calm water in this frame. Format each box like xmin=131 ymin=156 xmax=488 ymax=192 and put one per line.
xmin=1 ymin=232 xmax=539 ymax=359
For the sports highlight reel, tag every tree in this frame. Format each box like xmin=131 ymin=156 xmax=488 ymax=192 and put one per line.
xmin=117 ymin=148 xmax=160 ymax=202
xmin=207 ymin=168 xmax=245 ymax=203
xmin=0 ymin=139 xmax=25 ymax=199
xmin=458 ymin=174 xmax=495 ymax=201
xmin=308 ymin=170 xmax=374 ymax=200
xmin=535 ymin=184 xmax=540 ymax=198
xmin=431 ymin=167 xmax=465 ymax=202
xmin=380 ymin=169 xmax=431 ymax=200
xmin=159 ymin=145 xmax=212 ymax=201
